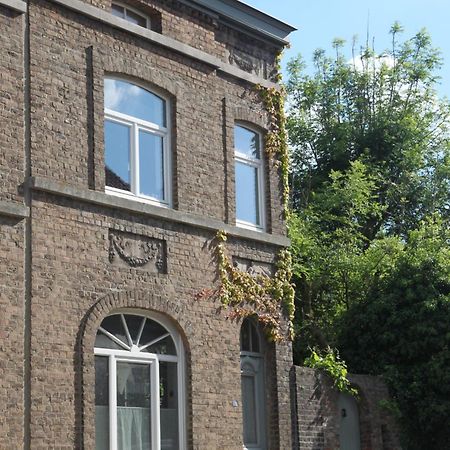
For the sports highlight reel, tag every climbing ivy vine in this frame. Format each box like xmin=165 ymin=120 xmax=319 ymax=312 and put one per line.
xmin=304 ymin=348 xmax=358 ymax=396
xmin=199 ymin=60 xmax=295 ymax=342
xmin=200 ymin=231 xmax=295 ymax=342
xmin=256 ymin=84 xmax=290 ymax=216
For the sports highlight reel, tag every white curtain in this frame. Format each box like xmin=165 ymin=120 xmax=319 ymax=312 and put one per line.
xmin=95 ymin=406 xmax=109 ymax=450
xmin=117 ymin=407 xmax=151 ymax=450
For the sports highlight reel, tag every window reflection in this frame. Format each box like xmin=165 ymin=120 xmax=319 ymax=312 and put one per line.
xmin=105 ymin=79 xmax=166 ymax=127
xmin=234 ymin=125 xmax=264 ymax=229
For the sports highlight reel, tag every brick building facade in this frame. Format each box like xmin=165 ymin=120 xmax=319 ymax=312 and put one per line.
xmin=0 ymin=1 xmax=404 ymax=449
xmin=0 ymin=0 xmax=296 ymax=448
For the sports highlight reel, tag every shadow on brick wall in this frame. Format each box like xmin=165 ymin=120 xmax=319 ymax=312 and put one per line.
xmin=292 ymin=366 xmax=401 ymax=450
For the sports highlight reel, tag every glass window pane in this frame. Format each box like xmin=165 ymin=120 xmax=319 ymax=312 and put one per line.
xmin=236 ymin=161 xmax=260 ymax=225
xmin=241 ymin=320 xmax=251 ymax=352
xmin=139 ymin=131 xmax=164 ymax=200
xmin=139 ymin=319 xmax=176 ymax=354
xmin=96 ymin=315 xmax=128 ymax=349
xmin=144 ymin=335 xmax=176 ymax=356
xmin=242 ymin=375 xmax=258 ymax=445
xmin=125 ymin=9 xmax=147 ymax=27
xmin=111 ymin=4 xmax=125 ymax=18
xmin=160 ymin=362 xmax=179 ymax=450
xmin=235 ymin=126 xmax=260 ymax=159
xmin=95 ymin=356 xmax=110 ymax=450
xmin=105 ymin=120 xmax=131 ymax=192
xmin=117 ymin=362 xmax=151 ymax=450
xmin=124 ymin=315 xmax=146 ymax=345
xmin=251 ymin=324 xmax=260 ymax=353
xmin=105 ymin=79 xmax=166 ymax=127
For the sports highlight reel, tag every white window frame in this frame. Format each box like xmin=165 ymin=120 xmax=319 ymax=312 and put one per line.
xmin=94 ymin=310 xmax=186 ymax=450
xmin=104 ymin=78 xmax=172 ymax=208
xmin=234 ymin=124 xmax=266 ymax=232
xmin=111 ymin=1 xmax=151 ymax=29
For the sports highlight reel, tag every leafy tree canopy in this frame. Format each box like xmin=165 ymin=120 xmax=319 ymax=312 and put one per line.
xmin=287 ymin=24 xmax=450 ymax=238
xmin=286 ymin=24 xmax=450 ymax=448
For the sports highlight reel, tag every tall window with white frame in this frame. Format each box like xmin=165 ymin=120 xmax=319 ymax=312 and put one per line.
xmin=240 ymin=318 xmax=267 ymax=450
xmin=104 ymin=78 xmax=171 ymax=206
xmin=94 ymin=312 xmax=185 ymax=450
xmin=234 ymin=124 xmax=265 ymax=230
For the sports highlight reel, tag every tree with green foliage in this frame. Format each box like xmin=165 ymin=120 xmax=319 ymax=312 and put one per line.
xmin=286 ymin=24 xmax=450 ymax=447
xmin=338 ymin=216 xmax=450 ymax=450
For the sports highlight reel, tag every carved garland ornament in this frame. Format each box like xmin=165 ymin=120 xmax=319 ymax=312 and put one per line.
xmin=108 ymin=230 xmax=166 ymax=272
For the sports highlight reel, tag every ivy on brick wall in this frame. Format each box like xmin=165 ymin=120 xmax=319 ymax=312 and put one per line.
xmin=198 ymin=231 xmax=295 ymax=342
xmin=198 ymin=60 xmax=295 ymax=342
xmin=256 ymin=84 xmax=290 ymax=217
xmin=304 ymin=347 xmax=358 ymax=396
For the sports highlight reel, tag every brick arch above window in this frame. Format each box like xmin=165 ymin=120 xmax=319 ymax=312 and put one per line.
xmin=94 ymin=47 xmax=182 ymax=99
xmin=81 ymin=290 xmax=193 ymax=355
xmin=233 ymin=106 xmax=270 ymax=133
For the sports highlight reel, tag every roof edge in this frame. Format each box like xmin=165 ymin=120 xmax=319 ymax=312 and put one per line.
xmin=187 ymin=0 xmax=297 ymax=45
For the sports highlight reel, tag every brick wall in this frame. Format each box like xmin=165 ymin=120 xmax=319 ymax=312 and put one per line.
xmin=0 ymin=5 xmax=26 ymax=449
xmin=292 ymin=366 xmax=401 ymax=450
xmin=0 ymin=0 xmax=292 ymax=448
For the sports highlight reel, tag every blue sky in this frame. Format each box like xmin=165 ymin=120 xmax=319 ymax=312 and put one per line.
xmin=244 ymin=0 xmax=450 ymax=98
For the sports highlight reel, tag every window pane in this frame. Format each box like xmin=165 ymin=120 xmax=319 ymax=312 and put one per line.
xmin=95 ymin=356 xmax=110 ymax=450
xmin=235 ymin=126 xmax=260 ymax=159
xmin=117 ymin=362 xmax=152 ymax=450
xmin=125 ymin=9 xmax=147 ymax=27
xmin=236 ymin=161 xmax=260 ymax=225
xmin=125 ymin=315 xmax=146 ymax=345
xmin=240 ymin=320 xmax=251 ymax=352
xmin=160 ymin=362 xmax=179 ymax=450
xmin=242 ymin=375 xmax=258 ymax=445
xmin=139 ymin=130 xmax=164 ymax=201
xmin=96 ymin=315 xmax=129 ymax=349
xmin=251 ymin=324 xmax=260 ymax=353
xmin=105 ymin=120 xmax=131 ymax=192
xmin=144 ymin=335 xmax=176 ymax=356
xmin=139 ymin=319 xmax=177 ymax=355
xmin=111 ymin=4 xmax=125 ymax=18
xmin=105 ymin=79 xmax=166 ymax=127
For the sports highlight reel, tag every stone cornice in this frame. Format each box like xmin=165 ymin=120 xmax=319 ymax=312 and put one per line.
xmin=0 ymin=200 xmax=30 ymax=218
xmin=0 ymin=0 xmax=26 ymax=13
xmin=30 ymin=177 xmax=290 ymax=247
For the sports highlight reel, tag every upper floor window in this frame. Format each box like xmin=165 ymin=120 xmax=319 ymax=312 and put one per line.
xmin=104 ymin=78 xmax=171 ymax=206
xmin=111 ymin=2 xmax=151 ymax=28
xmin=234 ymin=125 xmax=265 ymax=231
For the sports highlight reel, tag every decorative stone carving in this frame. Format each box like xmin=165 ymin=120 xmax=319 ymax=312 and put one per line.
xmin=233 ymin=257 xmax=273 ymax=277
xmin=108 ymin=230 xmax=166 ymax=273
xmin=227 ymin=47 xmax=264 ymax=77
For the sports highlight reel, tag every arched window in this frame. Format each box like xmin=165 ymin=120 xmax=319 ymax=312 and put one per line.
xmin=104 ymin=78 xmax=171 ymax=206
xmin=240 ymin=319 xmax=267 ymax=450
xmin=94 ymin=312 xmax=184 ymax=450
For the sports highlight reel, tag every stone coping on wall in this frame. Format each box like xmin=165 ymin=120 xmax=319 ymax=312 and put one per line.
xmin=0 ymin=0 xmax=26 ymax=13
xmin=30 ymin=176 xmax=290 ymax=247
xmin=0 ymin=200 xmax=30 ymax=218
xmin=46 ymin=0 xmax=280 ymax=90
